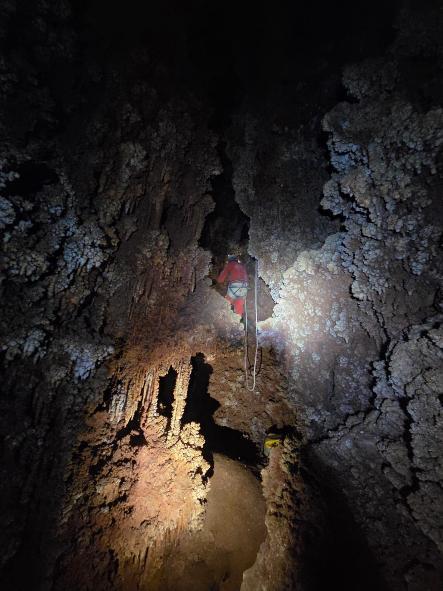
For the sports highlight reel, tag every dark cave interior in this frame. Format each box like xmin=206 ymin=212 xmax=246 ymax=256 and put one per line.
xmin=300 ymin=459 xmax=389 ymax=591
xmin=3 ymin=161 xmax=59 ymax=200
xmin=1 ymin=1 xmax=442 ymax=590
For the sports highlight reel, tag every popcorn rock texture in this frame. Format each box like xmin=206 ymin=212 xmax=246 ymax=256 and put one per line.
xmin=0 ymin=2 xmax=442 ymax=591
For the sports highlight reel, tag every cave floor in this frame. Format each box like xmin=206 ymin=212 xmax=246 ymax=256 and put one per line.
xmin=149 ymin=453 xmax=266 ymax=591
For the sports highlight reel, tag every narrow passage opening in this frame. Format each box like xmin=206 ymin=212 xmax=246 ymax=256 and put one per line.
xmin=197 ymin=138 xmax=276 ymax=323
xmin=198 ymin=142 xmax=250 ymax=265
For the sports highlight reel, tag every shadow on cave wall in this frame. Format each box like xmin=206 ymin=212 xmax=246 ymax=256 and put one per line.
xmin=300 ymin=452 xmax=388 ymax=591
xmin=182 ymin=353 xmax=262 ymax=474
xmin=157 ymin=367 xmax=177 ymax=432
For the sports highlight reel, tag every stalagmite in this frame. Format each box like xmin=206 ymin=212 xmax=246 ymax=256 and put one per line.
xmin=167 ymin=360 xmax=192 ymax=444
xmin=1 ymin=2 xmax=442 ymax=590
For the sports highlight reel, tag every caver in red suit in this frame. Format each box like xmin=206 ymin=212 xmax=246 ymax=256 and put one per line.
xmin=217 ymin=256 xmax=248 ymax=316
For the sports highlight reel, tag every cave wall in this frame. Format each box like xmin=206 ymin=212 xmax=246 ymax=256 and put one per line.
xmin=0 ymin=1 xmax=442 ymax=590
xmin=0 ymin=2 xmax=241 ymax=588
xmin=228 ymin=5 xmax=443 ymax=589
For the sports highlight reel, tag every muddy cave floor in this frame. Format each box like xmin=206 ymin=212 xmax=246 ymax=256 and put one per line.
xmin=148 ymin=453 xmax=266 ymax=591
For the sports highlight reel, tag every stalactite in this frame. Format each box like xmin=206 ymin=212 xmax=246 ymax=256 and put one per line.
xmin=145 ymin=369 xmax=160 ymax=422
xmin=1 ymin=2 xmax=442 ymax=590
xmin=167 ymin=359 xmax=192 ymax=444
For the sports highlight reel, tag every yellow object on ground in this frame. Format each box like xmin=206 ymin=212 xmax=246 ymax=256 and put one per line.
xmin=263 ymin=433 xmax=283 ymax=456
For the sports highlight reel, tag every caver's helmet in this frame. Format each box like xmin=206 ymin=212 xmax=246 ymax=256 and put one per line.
xmin=227 ymin=254 xmax=238 ymax=262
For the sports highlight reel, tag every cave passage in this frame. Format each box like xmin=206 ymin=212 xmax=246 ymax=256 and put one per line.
xmin=198 ymin=136 xmax=276 ymax=323
xmin=199 ymin=143 xmax=250 ymax=264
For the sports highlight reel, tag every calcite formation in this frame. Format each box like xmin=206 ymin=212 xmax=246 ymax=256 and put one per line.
xmin=0 ymin=2 xmax=442 ymax=590
xmin=228 ymin=7 xmax=443 ymax=588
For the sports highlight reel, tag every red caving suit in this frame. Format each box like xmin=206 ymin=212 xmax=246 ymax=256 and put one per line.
xmin=217 ymin=260 xmax=249 ymax=316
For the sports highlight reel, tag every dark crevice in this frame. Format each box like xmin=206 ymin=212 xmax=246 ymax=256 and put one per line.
xmin=398 ymin=396 xmax=415 ymax=463
xmin=199 ymin=141 xmax=250 ymax=264
xmin=115 ymin=414 xmax=146 ymax=446
xmin=157 ymin=367 xmax=177 ymax=431
xmin=89 ymin=453 xmax=113 ymax=477
xmin=397 ymin=396 xmax=421 ymax=510
xmin=2 ymin=161 xmax=58 ymax=198
xmin=96 ymin=377 xmax=120 ymax=412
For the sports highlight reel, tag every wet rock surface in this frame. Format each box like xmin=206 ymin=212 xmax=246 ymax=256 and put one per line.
xmin=0 ymin=1 xmax=442 ymax=590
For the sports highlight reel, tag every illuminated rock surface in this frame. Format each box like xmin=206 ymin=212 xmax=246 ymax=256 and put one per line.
xmin=0 ymin=1 xmax=442 ymax=590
